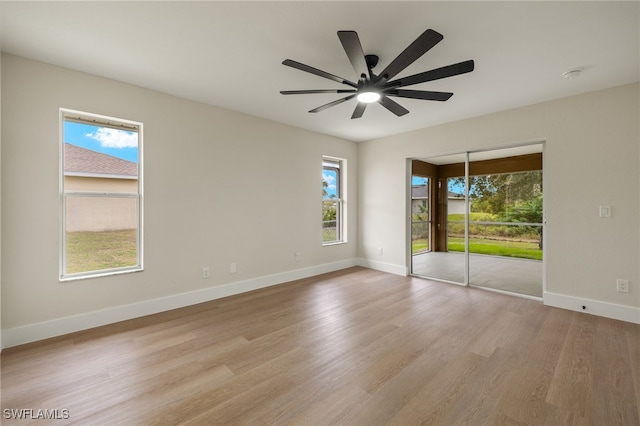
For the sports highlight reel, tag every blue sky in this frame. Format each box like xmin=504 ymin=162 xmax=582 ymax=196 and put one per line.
xmin=64 ymin=121 xmax=138 ymax=163
xmin=322 ymin=169 xmax=338 ymax=198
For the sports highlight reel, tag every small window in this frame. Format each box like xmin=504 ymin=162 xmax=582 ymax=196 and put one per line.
xmin=322 ymin=157 xmax=346 ymax=244
xmin=60 ymin=109 xmax=143 ymax=280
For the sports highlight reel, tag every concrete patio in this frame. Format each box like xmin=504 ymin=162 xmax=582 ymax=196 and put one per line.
xmin=411 ymin=251 xmax=543 ymax=297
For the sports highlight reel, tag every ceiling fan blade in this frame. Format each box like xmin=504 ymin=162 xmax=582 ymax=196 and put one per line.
xmin=309 ymin=94 xmax=357 ymax=113
xmin=281 ymin=89 xmax=357 ymax=95
xmin=337 ymin=31 xmax=370 ymax=80
xmin=282 ymin=59 xmax=358 ymax=88
xmin=351 ymin=102 xmax=367 ymax=119
xmin=386 ymin=89 xmax=453 ymax=101
xmin=378 ymin=29 xmax=443 ymax=81
xmin=378 ymin=96 xmax=409 ymax=117
xmin=386 ymin=60 xmax=475 ymax=89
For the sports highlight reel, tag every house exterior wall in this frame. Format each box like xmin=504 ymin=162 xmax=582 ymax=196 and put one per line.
xmin=447 ymin=198 xmax=466 ymax=215
xmin=64 ymin=175 xmax=137 ymax=193
xmin=64 ymin=176 xmax=138 ymax=232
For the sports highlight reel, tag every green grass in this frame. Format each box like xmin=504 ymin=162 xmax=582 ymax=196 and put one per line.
xmin=448 ymin=237 xmax=542 ymax=260
xmin=448 ymin=212 xmax=496 ymax=222
xmin=412 ymin=211 xmax=541 ymax=259
xmin=412 ymin=238 xmax=429 ymax=254
xmin=323 ymin=228 xmax=337 ymax=243
xmin=65 ymin=229 xmax=137 ymax=274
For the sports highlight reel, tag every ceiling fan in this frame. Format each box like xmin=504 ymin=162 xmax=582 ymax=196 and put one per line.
xmin=280 ymin=29 xmax=474 ymax=119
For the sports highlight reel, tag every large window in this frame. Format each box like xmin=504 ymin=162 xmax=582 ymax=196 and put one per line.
xmin=60 ymin=109 xmax=143 ymax=280
xmin=322 ymin=157 xmax=345 ymax=244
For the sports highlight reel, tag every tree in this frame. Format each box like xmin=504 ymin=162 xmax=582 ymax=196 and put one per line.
xmin=451 ymin=171 xmax=542 ymax=215
xmin=500 ymin=195 xmax=544 ymax=248
xmin=450 ymin=171 xmax=543 ymax=248
xmin=500 ymin=194 xmax=543 ymax=223
xmin=322 ymin=179 xmax=336 ymax=223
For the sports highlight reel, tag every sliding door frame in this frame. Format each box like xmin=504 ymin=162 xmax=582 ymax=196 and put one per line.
xmin=408 ymin=140 xmax=546 ymax=299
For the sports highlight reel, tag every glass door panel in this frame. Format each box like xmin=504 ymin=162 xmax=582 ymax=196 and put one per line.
xmin=411 ymin=154 xmax=468 ymax=284
xmin=467 ymin=149 xmax=544 ymax=297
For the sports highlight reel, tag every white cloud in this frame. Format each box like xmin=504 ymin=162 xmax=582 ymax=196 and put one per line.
xmin=85 ymin=127 xmax=137 ymax=148
xmin=323 ymin=173 xmax=335 ymax=184
xmin=323 ymin=173 xmax=336 ymax=191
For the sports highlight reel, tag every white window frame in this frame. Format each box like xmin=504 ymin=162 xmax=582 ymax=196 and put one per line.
xmin=322 ymin=156 xmax=347 ymax=245
xmin=59 ymin=109 xmax=143 ymax=281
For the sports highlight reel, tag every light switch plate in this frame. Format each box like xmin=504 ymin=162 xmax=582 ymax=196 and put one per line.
xmin=599 ymin=205 xmax=611 ymax=218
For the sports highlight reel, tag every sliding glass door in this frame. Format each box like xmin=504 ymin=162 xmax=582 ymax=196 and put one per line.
xmin=410 ymin=144 xmax=544 ymax=297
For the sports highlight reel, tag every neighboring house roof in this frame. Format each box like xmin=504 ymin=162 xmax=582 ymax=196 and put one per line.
xmin=411 ymin=185 xmax=465 ymax=199
xmin=64 ymin=143 xmax=137 ymax=179
xmin=412 ymin=185 xmax=428 ymax=198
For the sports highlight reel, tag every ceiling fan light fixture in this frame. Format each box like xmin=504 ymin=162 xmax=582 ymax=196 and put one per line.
xmin=357 ymin=91 xmax=381 ymax=103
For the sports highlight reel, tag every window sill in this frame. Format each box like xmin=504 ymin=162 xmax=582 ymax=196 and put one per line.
xmin=322 ymin=241 xmax=347 ymax=247
xmin=60 ymin=266 xmax=143 ymax=282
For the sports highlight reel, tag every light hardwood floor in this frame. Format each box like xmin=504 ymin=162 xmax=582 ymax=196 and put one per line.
xmin=2 ymin=267 xmax=639 ymax=425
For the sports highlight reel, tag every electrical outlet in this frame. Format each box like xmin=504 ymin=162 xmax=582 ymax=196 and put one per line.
xmin=294 ymin=252 xmax=301 ymax=262
xmin=599 ymin=205 xmax=611 ymax=218
xmin=230 ymin=263 xmax=237 ymax=274
xmin=202 ymin=267 xmax=210 ymax=279
xmin=616 ymin=279 xmax=629 ymax=293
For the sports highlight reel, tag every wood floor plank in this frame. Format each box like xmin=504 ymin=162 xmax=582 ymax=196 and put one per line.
xmin=438 ymin=347 xmax=522 ymax=425
xmin=385 ymin=349 xmax=489 ymax=425
xmin=545 ymin=313 xmax=596 ymax=417
xmin=590 ymin=317 xmax=640 ymax=424
xmin=284 ymin=383 xmax=370 ymax=425
xmin=467 ymin=309 xmax=522 ymax=357
xmin=627 ymin=322 xmax=640 ymax=421
xmin=338 ymin=343 xmax=449 ymax=425
xmin=131 ymin=347 xmax=310 ymax=425
xmin=492 ymin=306 xmax=573 ymax=424
xmin=2 ymin=267 xmax=638 ymax=425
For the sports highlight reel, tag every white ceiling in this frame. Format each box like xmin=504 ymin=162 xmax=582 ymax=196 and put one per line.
xmin=1 ymin=1 xmax=638 ymax=142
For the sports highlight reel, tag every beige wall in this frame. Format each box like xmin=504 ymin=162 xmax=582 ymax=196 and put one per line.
xmin=1 ymin=54 xmax=358 ymax=335
xmin=64 ymin=175 xmax=138 ymax=193
xmin=359 ymin=83 xmax=640 ymax=312
xmin=64 ymin=176 xmax=138 ymax=232
xmin=65 ymin=197 xmax=137 ymax=233
xmin=0 ymin=52 xmax=3 ymax=348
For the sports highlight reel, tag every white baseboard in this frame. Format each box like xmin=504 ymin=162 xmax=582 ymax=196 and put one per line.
xmin=6 ymin=263 xmax=636 ymax=349
xmin=357 ymin=258 xmax=407 ymax=276
xmin=544 ymin=291 xmax=640 ymax=324
xmin=1 ymin=259 xmax=358 ymax=349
